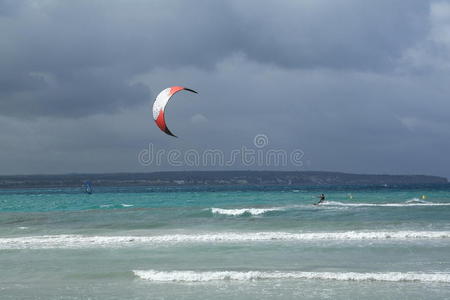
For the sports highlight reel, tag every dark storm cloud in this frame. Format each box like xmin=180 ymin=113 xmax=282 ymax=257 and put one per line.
xmin=233 ymin=0 xmax=430 ymax=70
xmin=0 ymin=0 xmax=432 ymax=118
xmin=0 ymin=68 xmax=148 ymax=118
xmin=0 ymin=0 xmax=242 ymax=117
xmin=0 ymin=0 xmax=19 ymax=16
xmin=0 ymin=0 xmax=449 ymax=177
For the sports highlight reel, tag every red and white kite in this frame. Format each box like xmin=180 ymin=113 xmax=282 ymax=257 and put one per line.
xmin=152 ymin=86 xmax=198 ymax=137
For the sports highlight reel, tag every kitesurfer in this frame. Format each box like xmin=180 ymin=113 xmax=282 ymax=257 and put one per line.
xmin=315 ymin=193 xmax=326 ymax=205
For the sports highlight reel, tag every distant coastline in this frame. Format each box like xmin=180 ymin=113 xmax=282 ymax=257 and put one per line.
xmin=0 ymin=171 xmax=447 ymax=189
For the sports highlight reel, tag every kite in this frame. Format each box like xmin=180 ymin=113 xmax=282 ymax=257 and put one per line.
xmin=152 ymin=86 xmax=198 ymax=137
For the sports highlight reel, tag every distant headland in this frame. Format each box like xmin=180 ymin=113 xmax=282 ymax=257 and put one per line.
xmin=0 ymin=171 xmax=447 ymax=188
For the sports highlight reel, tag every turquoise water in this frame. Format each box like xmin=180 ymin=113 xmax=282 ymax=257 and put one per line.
xmin=0 ymin=184 xmax=449 ymax=299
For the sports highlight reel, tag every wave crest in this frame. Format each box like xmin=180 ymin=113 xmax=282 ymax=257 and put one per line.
xmin=322 ymin=201 xmax=450 ymax=207
xmin=1 ymin=231 xmax=449 ymax=249
xmin=133 ymin=270 xmax=450 ymax=283
xmin=211 ymin=207 xmax=284 ymax=216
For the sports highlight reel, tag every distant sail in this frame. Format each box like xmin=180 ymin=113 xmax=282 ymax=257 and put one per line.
xmin=83 ymin=181 xmax=93 ymax=194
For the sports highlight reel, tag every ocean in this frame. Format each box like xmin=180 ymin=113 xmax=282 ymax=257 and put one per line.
xmin=0 ymin=184 xmax=449 ymax=299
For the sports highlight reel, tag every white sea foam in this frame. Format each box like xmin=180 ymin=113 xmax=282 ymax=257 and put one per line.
xmin=133 ymin=270 xmax=450 ymax=283
xmin=405 ymin=198 xmax=429 ymax=204
xmin=211 ymin=207 xmax=284 ymax=216
xmin=121 ymin=204 xmax=134 ymax=207
xmin=322 ymin=201 xmax=450 ymax=207
xmin=1 ymin=231 xmax=449 ymax=249
xmin=212 ymin=200 xmax=450 ymax=215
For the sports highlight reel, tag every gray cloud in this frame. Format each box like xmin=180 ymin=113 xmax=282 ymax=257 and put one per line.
xmin=0 ymin=0 xmax=449 ymax=177
xmin=232 ymin=0 xmax=430 ymax=70
xmin=0 ymin=0 xmax=433 ymax=117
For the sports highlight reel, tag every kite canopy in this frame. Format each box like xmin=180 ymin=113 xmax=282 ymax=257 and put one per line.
xmin=152 ymin=86 xmax=198 ymax=137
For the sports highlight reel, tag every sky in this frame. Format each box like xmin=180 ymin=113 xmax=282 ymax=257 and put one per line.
xmin=0 ymin=0 xmax=450 ymax=177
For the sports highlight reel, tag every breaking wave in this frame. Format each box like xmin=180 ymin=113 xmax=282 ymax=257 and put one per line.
xmin=321 ymin=200 xmax=450 ymax=207
xmin=211 ymin=200 xmax=450 ymax=216
xmin=1 ymin=231 xmax=449 ymax=249
xmin=133 ymin=270 xmax=450 ymax=283
xmin=211 ymin=207 xmax=285 ymax=216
